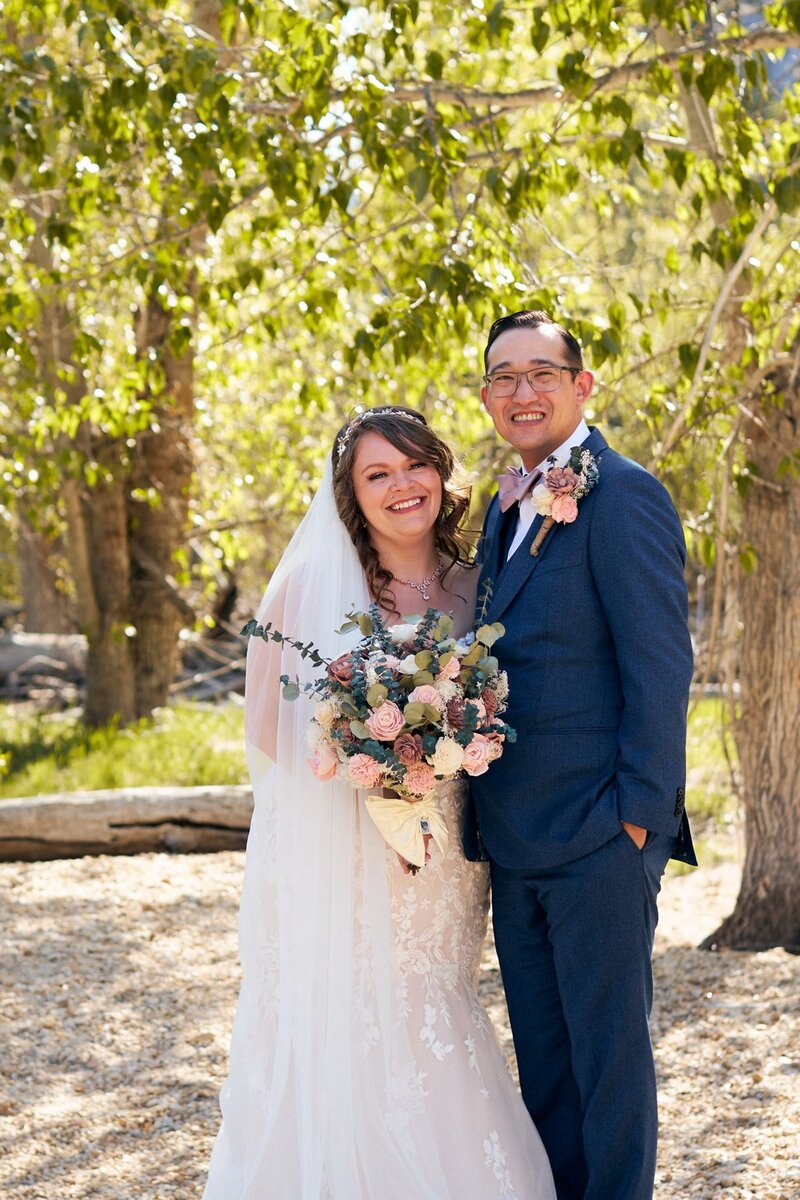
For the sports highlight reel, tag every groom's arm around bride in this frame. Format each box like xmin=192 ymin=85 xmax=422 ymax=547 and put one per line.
xmin=467 ymin=309 xmax=696 ymax=1200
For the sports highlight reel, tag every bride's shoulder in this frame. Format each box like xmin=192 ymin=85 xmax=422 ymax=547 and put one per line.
xmin=443 ymin=559 xmax=479 ymax=611
xmin=446 ymin=558 xmax=479 ymax=587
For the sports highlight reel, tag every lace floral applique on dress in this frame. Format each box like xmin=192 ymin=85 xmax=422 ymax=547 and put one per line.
xmin=385 ymin=780 xmax=555 ymax=1200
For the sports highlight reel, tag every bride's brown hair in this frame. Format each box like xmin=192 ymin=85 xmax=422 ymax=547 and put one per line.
xmin=332 ymin=407 xmax=473 ymax=613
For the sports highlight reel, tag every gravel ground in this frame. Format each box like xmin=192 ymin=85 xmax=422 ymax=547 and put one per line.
xmin=1 ymin=845 xmax=798 ymax=1200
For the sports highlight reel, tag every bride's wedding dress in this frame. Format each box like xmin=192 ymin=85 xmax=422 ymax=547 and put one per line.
xmin=202 ymin=458 xmax=555 ymax=1198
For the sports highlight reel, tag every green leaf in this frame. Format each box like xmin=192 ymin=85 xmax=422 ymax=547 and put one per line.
xmin=350 ymin=720 xmax=371 ymax=739
xmin=773 ymin=175 xmax=800 ymax=215
xmin=678 ymin=342 xmax=699 ymax=378
xmin=698 ymin=534 xmax=716 ymax=568
xmin=433 ymin=614 xmax=453 ymax=640
xmin=408 ymin=166 xmax=430 ymax=203
xmin=282 ymin=681 xmax=300 ymax=701
xmin=461 ymin=641 xmax=483 ymax=666
xmin=367 ymin=684 xmax=388 ymax=708
xmin=738 ymin=544 xmax=758 ymax=575
xmin=403 ymin=701 xmax=426 ymax=725
xmin=664 ymin=245 xmax=680 ymax=273
xmin=664 ymin=149 xmax=690 ymax=189
xmin=475 ymin=623 xmax=500 ymax=647
xmin=530 ymin=8 xmax=549 ymax=53
xmin=600 ymin=329 xmax=622 ymax=356
xmin=426 ymin=50 xmax=444 ymax=80
xmin=607 ymin=300 xmax=626 ymax=330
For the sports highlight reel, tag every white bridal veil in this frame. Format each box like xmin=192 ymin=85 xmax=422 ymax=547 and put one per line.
xmin=203 ymin=459 xmax=456 ymax=1199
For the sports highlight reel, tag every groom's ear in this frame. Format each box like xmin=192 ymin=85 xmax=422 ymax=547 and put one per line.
xmin=575 ymin=370 xmax=594 ymax=403
xmin=480 ymin=384 xmax=491 ymax=413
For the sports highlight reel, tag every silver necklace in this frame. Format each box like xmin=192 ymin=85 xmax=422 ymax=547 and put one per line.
xmin=391 ymin=555 xmax=444 ymax=602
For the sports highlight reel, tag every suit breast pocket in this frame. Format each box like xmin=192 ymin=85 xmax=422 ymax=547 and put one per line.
xmin=531 ymin=551 xmax=585 ymax=577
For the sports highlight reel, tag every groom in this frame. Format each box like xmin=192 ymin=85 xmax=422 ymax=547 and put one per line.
xmin=466 ymin=310 xmax=696 ymax=1200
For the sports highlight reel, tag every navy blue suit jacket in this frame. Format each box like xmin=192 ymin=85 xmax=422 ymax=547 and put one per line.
xmin=467 ymin=427 xmax=696 ymax=869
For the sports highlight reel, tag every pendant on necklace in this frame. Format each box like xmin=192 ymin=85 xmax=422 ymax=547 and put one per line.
xmin=391 ymin=554 xmax=444 ymax=603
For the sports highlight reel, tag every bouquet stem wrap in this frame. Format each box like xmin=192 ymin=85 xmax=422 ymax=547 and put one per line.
xmin=365 ymin=790 xmax=449 ymax=868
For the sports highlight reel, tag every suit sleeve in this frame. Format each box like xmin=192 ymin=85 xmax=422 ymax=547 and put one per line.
xmin=587 ymin=466 xmax=693 ymax=834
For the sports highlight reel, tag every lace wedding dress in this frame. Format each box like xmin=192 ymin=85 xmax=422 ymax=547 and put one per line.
xmin=382 ymin=778 xmax=556 ymax=1199
xmin=203 ymin=772 xmax=555 ymax=1200
xmin=202 ymin=456 xmax=555 ymax=1199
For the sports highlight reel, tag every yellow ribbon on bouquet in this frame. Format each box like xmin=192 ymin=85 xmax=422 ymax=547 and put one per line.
xmin=364 ymin=790 xmax=449 ymax=869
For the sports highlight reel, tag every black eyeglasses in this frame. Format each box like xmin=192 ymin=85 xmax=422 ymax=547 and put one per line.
xmin=483 ymin=365 xmax=580 ymax=397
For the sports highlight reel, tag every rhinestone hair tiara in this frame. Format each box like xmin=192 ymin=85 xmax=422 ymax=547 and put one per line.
xmin=335 ymin=407 xmax=426 ymax=461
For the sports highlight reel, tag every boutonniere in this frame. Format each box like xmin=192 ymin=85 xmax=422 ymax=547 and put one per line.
xmin=530 ymin=447 xmax=599 ymax=556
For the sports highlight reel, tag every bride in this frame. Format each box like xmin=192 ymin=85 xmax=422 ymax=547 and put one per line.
xmin=203 ymin=407 xmax=555 ymax=1200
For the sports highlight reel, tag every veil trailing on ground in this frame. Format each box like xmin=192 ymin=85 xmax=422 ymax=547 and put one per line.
xmin=203 ymin=459 xmax=454 ymax=1199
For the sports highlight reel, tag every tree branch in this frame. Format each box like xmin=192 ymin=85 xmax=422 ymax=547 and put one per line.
xmin=653 ymin=195 xmax=783 ymax=466
xmin=241 ymin=31 xmax=800 ymax=117
xmin=128 ymin=538 xmax=197 ymax=625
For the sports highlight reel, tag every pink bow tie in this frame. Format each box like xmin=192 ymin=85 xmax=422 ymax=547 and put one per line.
xmin=497 ymin=467 xmax=543 ymax=513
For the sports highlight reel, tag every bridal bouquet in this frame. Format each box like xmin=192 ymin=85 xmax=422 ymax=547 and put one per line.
xmin=242 ymin=605 xmax=515 ymax=869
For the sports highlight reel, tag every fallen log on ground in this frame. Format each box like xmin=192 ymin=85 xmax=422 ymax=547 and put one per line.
xmin=0 ymin=632 xmax=87 ymax=678
xmin=0 ymin=786 xmax=253 ymax=862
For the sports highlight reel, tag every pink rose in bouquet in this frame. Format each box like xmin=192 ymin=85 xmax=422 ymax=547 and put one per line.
xmin=394 ymin=732 xmax=424 ymax=766
xmin=462 ymin=733 xmax=492 ymax=777
xmin=365 ymin=700 xmax=406 ymax=741
xmin=327 ymin=653 xmax=355 ymax=685
xmin=308 ymin=743 xmax=338 ymax=781
xmin=408 ymin=684 xmax=444 ymax=713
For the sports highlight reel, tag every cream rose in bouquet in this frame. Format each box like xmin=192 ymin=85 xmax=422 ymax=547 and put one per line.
xmin=243 ymin=604 xmax=515 ymax=870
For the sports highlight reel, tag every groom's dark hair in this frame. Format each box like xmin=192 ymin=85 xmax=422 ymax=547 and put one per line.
xmin=484 ymin=310 xmax=584 ymax=372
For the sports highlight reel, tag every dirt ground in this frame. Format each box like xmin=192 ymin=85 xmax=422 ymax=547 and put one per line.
xmin=1 ymin=844 xmax=798 ymax=1200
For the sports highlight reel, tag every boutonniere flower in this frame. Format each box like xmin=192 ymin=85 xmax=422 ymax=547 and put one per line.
xmin=530 ymin=446 xmax=599 ymax=556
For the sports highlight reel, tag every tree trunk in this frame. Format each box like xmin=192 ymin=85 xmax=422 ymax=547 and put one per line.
xmin=129 ymin=292 xmax=195 ymax=718
xmin=81 ymin=449 xmax=137 ymax=727
xmin=25 ymin=214 xmax=137 ymax=725
xmin=703 ymin=362 xmax=800 ymax=952
xmin=17 ymin=509 xmax=72 ymax=633
xmin=657 ymin=29 xmax=800 ymax=952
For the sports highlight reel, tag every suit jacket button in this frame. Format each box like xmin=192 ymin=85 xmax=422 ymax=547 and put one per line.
xmin=674 ymin=787 xmax=685 ymax=817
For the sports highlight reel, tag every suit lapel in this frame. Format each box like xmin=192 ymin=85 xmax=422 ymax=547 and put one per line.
xmin=488 ymin=511 xmax=549 ymax=621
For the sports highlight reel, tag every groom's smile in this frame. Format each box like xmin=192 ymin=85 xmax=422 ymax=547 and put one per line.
xmin=482 ymin=325 xmax=594 ymax=471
